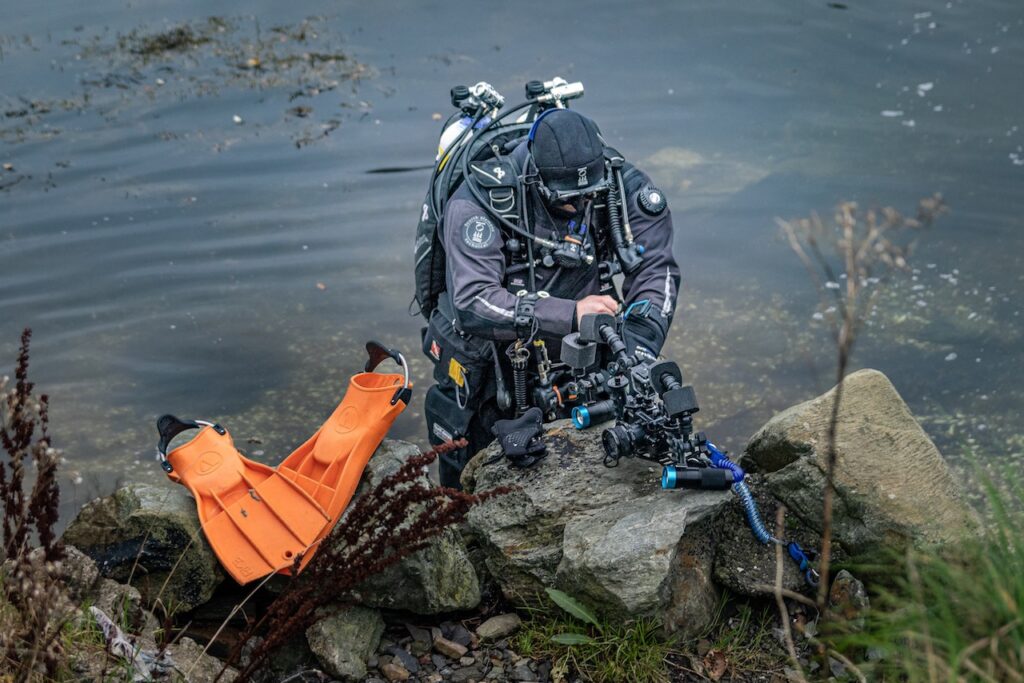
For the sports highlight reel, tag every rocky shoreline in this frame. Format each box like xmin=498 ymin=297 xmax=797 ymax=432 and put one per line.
xmin=59 ymin=369 xmax=978 ymax=681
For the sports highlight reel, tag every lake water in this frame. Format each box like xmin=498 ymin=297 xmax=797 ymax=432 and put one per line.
xmin=2 ymin=0 xmax=1021 ymax=525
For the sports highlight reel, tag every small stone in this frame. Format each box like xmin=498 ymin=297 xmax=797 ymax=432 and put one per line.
xmin=388 ymin=646 xmax=420 ymax=673
xmin=381 ymin=661 xmax=410 ymax=681
xmin=425 ymin=676 xmax=443 ymax=683
xmin=536 ymin=660 xmax=552 ymax=682
xmin=447 ymin=623 xmax=473 ymax=647
xmin=830 ymin=569 xmax=870 ymax=630
xmin=367 ymin=655 xmax=379 ymax=668
xmin=406 ymin=623 xmax=432 ymax=644
xmin=232 ymin=114 xmax=243 ymax=124
xmin=2 ymin=163 xmax=13 ymax=171
xmin=459 ymin=656 xmax=476 ymax=666
xmin=828 ymin=656 xmax=846 ymax=677
xmin=434 ymin=636 xmax=468 ymax=658
xmin=477 ymin=613 xmax=522 ymax=640
xmin=511 ymin=661 xmax=537 ymax=681
xmin=451 ymin=666 xmax=485 ymax=683
xmin=431 ymin=654 xmax=449 ymax=669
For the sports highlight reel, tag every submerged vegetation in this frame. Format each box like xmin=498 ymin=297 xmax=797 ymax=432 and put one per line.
xmin=1 ymin=15 xmax=371 ymax=151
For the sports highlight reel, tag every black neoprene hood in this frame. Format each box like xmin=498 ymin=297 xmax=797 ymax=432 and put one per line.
xmin=530 ymin=109 xmax=606 ymax=194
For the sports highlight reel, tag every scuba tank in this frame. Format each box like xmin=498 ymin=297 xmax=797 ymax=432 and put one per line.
xmin=413 ymin=78 xmax=585 ymax=321
xmin=436 ymin=83 xmax=500 ymax=162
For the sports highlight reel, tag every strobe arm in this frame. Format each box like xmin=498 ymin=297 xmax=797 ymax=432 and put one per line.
xmin=578 ymin=313 xmax=628 ymax=359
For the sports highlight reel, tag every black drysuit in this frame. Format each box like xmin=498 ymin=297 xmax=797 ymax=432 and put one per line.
xmin=423 ymin=141 xmax=680 ymax=487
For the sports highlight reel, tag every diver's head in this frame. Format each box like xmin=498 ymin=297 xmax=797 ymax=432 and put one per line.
xmin=528 ymin=109 xmax=607 ymax=212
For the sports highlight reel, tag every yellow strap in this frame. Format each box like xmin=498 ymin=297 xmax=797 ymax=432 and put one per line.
xmin=448 ymin=358 xmax=465 ymax=387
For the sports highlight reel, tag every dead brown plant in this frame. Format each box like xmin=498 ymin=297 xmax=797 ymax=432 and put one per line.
xmin=776 ymin=195 xmax=946 ymax=609
xmin=0 ymin=328 xmax=72 ymax=682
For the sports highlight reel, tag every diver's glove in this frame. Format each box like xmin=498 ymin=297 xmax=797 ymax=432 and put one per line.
xmin=488 ymin=407 xmax=547 ymax=468
xmin=623 ymin=309 xmax=666 ymax=363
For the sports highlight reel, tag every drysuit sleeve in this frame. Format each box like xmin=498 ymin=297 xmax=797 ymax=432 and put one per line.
xmin=443 ymin=198 xmax=577 ymax=339
xmin=620 ymin=173 xmax=680 ymax=359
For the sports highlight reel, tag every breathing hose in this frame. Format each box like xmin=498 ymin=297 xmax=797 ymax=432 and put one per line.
xmin=705 ymin=442 xmax=820 ymax=587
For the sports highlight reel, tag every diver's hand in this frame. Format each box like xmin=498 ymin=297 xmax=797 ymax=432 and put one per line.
xmin=575 ymin=295 xmax=619 ymax=327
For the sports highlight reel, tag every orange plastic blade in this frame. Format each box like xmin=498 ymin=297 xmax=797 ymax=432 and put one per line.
xmin=277 ymin=371 xmax=408 ymax=571
xmin=166 ymin=425 xmax=331 ymax=584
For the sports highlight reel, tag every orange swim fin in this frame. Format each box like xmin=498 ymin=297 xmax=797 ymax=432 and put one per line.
xmin=277 ymin=341 xmax=412 ymax=570
xmin=158 ymin=342 xmax=412 ymax=581
xmin=156 ymin=416 xmax=331 ymax=585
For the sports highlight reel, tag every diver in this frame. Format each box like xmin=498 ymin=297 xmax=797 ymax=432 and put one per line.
xmin=418 ymin=100 xmax=681 ymax=488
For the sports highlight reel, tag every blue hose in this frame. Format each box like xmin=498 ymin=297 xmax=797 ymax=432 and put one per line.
xmin=706 ymin=442 xmax=744 ymax=484
xmin=733 ymin=480 xmax=779 ymax=545
xmin=706 ymin=443 xmax=777 ymax=543
xmin=708 ymin=444 xmax=819 ymax=586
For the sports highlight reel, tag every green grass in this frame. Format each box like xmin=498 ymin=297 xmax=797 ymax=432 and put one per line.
xmin=511 ymin=588 xmax=673 ymax=683
xmin=832 ymin=479 xmax=1024 ymax=682
xmin=700 ymin=598 xmax=785 ymax=676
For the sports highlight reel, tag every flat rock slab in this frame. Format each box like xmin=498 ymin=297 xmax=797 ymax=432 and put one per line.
xmin=464 ymin=419 xmax=730 ymax=636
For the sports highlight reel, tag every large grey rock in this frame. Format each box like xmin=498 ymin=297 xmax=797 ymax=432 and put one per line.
xmin=62 ymin=483 xmax=223 ymax=611
xmin=741 ymin=369 xmax=978 ymax=556
xmin=171 ymin=637 xmax=237 ymax=682
xmin=464 ymin=420 xmax=730 ymax=636
xmin=339 ymin=440 xmax=481 ymax=614
xmin=306 ymin=605 xmax=385 ymax=681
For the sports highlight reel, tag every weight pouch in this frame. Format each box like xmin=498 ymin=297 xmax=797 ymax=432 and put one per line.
xmin=422 ymin=300 xmax=496 ymax=406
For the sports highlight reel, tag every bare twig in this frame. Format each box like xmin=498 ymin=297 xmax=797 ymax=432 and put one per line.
xmin=773 ymin=505 xmax=807 ymax=683
xmin=752 ymin=585 xmax=818 ymax=610
xmin=778 ymin=196 xmax=946 ymax=610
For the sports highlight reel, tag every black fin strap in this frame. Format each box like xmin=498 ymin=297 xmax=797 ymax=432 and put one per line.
xmin=156 ymin=414 xmax=202 ymax=458
xmin=365 ymin=340 xmax=413 ymax=405
xmin=364 ymin=340 xmax=401 ymax=372
xmin=155 ymin=413 xmax=226 ymax=462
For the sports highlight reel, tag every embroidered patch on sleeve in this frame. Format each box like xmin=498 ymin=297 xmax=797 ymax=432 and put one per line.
xmin=461 ymin=215 xmax=497 ymax=250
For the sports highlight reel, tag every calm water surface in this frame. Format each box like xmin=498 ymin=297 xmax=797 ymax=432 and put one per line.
xmin=1 ymin=0 xmax=1021 ymax=525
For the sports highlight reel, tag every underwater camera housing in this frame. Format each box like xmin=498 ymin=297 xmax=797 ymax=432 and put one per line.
xmin=563 ymin=314 xmax=729 ymax=486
